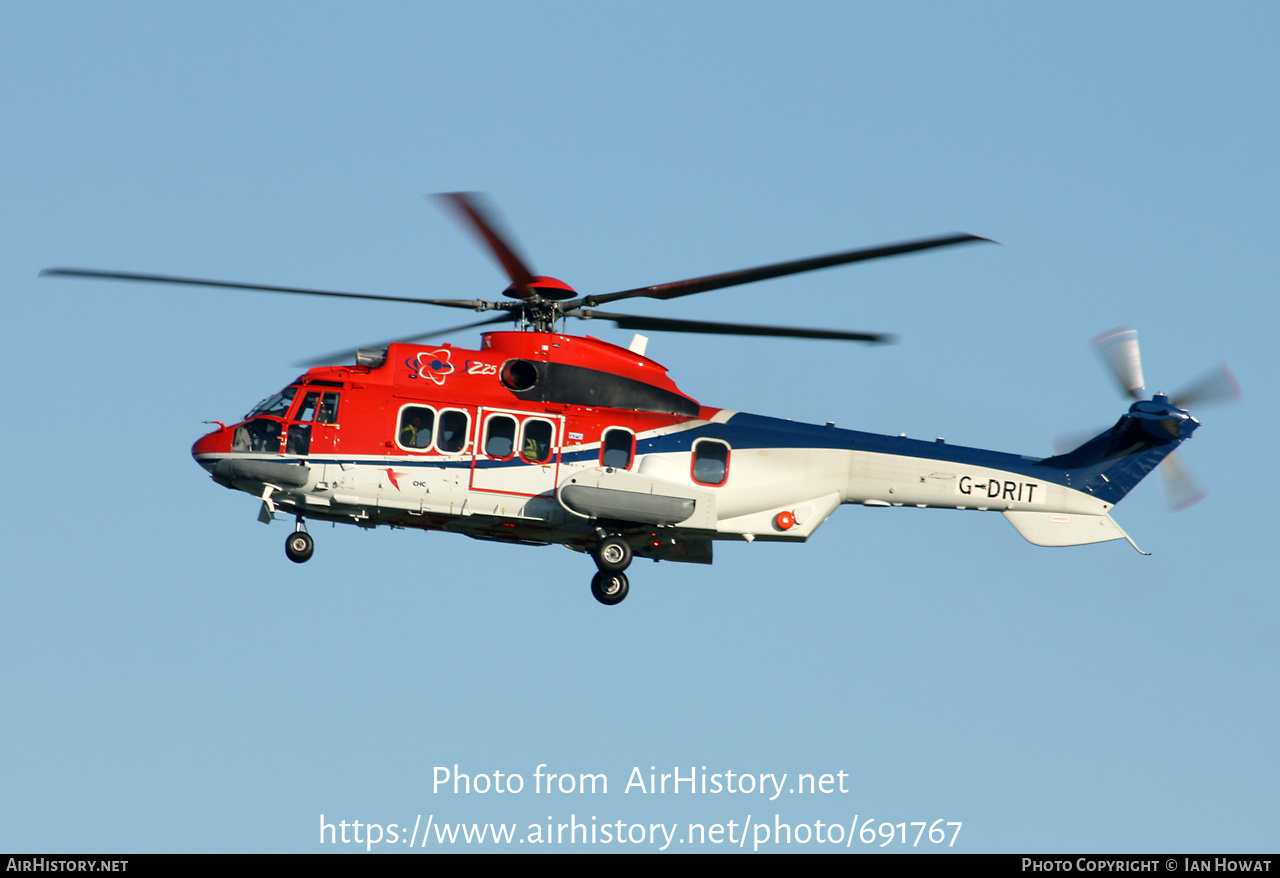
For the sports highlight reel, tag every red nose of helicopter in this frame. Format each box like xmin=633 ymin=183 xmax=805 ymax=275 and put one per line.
xmin=192 ymin=423 xmax=230 ymax=471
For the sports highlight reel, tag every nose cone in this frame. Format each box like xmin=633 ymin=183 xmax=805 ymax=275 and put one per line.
xmin=192 ymin=424 xmax=231 ymax=472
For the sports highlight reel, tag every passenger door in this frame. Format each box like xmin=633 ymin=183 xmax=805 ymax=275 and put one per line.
xmin=470 ymin=408 xmax=563 ymax=496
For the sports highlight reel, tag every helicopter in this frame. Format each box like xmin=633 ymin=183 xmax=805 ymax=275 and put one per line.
xmin=42 ymin=194 xmax=1238 ymax=605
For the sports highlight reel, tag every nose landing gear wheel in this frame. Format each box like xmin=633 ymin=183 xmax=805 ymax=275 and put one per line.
xmin=591 ymin=571 xmax=629 ymax=606
xmin=593 ymin=535 xmax=633 ymax=572
xmin=285 ymin=531 xmax=314 ymax=563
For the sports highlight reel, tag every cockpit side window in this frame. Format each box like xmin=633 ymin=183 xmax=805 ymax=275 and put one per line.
xmin=316 ymin=392 xmax=340 ymax=425
xmin=286 ymin=421 xmax=311 ymax=455
xmin=295 ymin=391 xmax=320 ymax=423
xmin=233 ymin=418 xmax=284 ymax=453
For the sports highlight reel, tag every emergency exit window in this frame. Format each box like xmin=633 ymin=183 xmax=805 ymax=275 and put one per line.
xmin=692 ymin=439 xmax=730 ymax=486
xmin=601 ymin=428 xmax=634 ymax=469
xmin=484 ymin=415 xmax=517 ymax=459
xmin=521 ymin=419 xmax=554 ymax=463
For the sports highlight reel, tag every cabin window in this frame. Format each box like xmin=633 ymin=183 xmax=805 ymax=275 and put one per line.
xmin=398 ymin=406 xmax=436 ymax=450
xmin=521 ymin=419 xmax=554 ymax=463
xmin=691 ymin=439 xmax=730 ymax=486
xmin=601 ymin=428 xmax=634 ymax=469
xmin=484 ymin=414 xmax=517 ymax=459
xmin=437 ymin=409 xmax=470 ymax=453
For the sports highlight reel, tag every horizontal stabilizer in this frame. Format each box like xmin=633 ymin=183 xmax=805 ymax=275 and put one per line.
xmin=1003 ymin=511 xmax=1148 ymax=554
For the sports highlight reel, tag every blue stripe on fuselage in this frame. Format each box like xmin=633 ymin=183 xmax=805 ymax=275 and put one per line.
xmin=198 ymin=409 xmax=1174 ymax=502
xmin=636 ymin=411 xmax=1059 ymax=477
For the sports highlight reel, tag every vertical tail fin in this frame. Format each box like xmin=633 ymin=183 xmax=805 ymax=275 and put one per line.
xmin=1038 ymin=395 xmax=1198 ymax=505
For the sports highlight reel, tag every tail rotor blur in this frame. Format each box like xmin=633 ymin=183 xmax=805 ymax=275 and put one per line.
xmin=1089 ymin=327 xmax=1238 ymax=511
xmin=1170 ymin=363 xmax=1241 ymax=410
xmin=1092 ymin=327 xmax=1146 ymax=399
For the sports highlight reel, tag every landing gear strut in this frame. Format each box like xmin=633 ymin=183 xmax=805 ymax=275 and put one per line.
xmin=285 ymin=518 xmax=314 ymax=563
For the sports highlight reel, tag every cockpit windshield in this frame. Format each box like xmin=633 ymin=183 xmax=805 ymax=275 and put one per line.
xmin=245 ymin=386 xmax=298 ymax=420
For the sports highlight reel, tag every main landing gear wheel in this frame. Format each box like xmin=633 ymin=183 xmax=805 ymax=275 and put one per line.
xmin=593 ymin=535 xmax=633 ymax=572
xmin=591 ymin=571 xmax=630 ymax=606
xmin=285 ymin=531 xmax=314 ymax=564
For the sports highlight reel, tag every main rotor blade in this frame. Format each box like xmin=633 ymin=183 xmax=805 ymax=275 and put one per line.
xmin=1171 ymin=363 xmax=1241 ymax=410
xmin=296 ymin=312 xmax=516 ymax=367
xmin=566 ymin=308 xmax=893 ymax=343
xmin=40 ymin=267 xmax=486 ymax=310
xmin=579 ymin=233 xmax=993 ymax=307
xmin=436 ymin=192 xmax=538 ymax=296
xmin=1092 ymin=327 xmax=1146 ymax=400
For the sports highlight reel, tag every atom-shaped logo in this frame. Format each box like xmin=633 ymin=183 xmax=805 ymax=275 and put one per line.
xmin=408 ymin=348 xmax=455 ymax=385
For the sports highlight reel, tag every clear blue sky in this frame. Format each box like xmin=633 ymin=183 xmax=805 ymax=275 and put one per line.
xmin=2 ymin=2 xmax=1276 ymax=853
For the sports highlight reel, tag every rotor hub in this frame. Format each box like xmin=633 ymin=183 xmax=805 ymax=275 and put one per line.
xmin=503 ymin=275 xmax=577 ymax=301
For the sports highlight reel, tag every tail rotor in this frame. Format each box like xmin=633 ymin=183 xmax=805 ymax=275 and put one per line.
xmin=1090 ymin=327 xmax=1239 ymax=510
xmin=1092 ymin=327 xmax=1146 ymax=400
